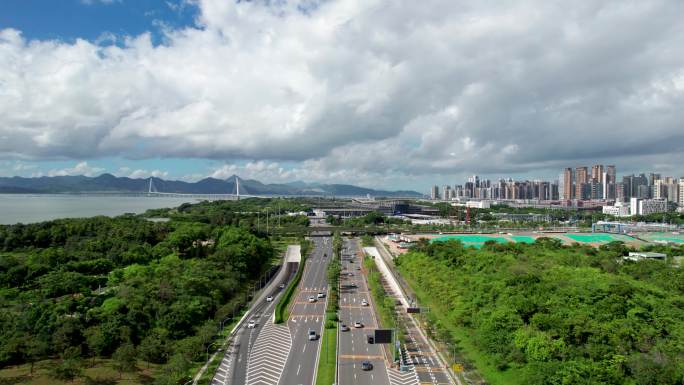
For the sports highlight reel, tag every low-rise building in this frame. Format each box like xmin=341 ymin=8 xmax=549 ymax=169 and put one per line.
xmin=602 ymin=201 xmax=630 ymax=217
xmin=624 ymin=252 xmax=667 ymax=262
xmin=492 ymin=212 xmax=548 ymax=222
xmin=465 ymin=200 xmax=491 ymax=209
xmin=630 ymin=198 xmax=668 ymax=216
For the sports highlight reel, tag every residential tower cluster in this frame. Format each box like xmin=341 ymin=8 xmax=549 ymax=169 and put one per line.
xmin=430 ymin=165 xmax=684 ymax=217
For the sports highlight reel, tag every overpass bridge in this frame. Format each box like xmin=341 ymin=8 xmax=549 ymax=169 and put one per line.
xmin=270 ymin=226 xmax=389 ymax=236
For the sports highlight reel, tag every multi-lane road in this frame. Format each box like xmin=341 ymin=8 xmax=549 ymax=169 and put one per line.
xmin=279 ymin=235 xmax=331 ymax=385
xmin=337 ymin=239 xmax=389 ymax=385
xmin=337 ymin=238 xmax=391 ymax=385
xmin=211 ymin=248 xmax=297 ymax=385
xmin=212 ymin=235 xmax=450 ymax=385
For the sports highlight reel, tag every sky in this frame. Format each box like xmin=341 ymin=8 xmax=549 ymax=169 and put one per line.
xmin=1 ymin=0 xmax=684 ymax=192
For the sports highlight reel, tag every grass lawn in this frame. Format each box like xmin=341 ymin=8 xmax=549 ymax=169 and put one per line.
xmin=270 ymin=236 xmax=301 ymax=255
xmin=0 ymin=358 xmax=161 ymax=385
xmin=315 ymin=320 xmax=337 ymax=385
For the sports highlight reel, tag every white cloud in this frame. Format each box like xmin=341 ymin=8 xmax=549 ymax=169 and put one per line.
xmin=12 ymin=162 xmax=37 ymax=172
xmin=210 ymin=161 xmax=294 ymax=181
xmin=114 ymin=166 xmax=169 ymax=179
xmin=2 ymin=0 xmax=684 ymax=188
xmin=47 ymin=162 xmax=105 ymax=177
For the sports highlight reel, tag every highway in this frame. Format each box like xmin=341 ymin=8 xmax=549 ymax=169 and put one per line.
xmin=278 ymin=235 xmax=331 ymax=385
xmin=211 ymin=248 xmax=298 ymax=385
xmin=337 ymin=238 xmax=391 ymax=385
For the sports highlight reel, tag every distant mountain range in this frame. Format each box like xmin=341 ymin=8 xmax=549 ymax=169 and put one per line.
xmin=0 ymin=174 xmax=422 ymax=197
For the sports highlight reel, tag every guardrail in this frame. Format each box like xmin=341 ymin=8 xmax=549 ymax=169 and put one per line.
xmin=274 ymin=258 xmax=305 ymax=323
xmin=200 ymin=251 xmax=292 ymax=384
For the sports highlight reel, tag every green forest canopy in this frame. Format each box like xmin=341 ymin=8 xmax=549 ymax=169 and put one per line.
xmin=0 ymin=203 xmax=280 ymax=384
xmin=397 ymin=239 xmax=684 ymax=385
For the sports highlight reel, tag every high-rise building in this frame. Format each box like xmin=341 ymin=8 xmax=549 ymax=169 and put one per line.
xmin=575 ymin=166 xmax=589 ymax=200
xmin=442 ymin=185 xmax=451 ymax=200
xmin=431 ymin=185 xmax=439 ymax=200
xmin=649 ymin=173 xmax=661 ymax=186
xmin=468 ymin=175 xmax=480 ymax=189
xmin=606 ymin=165 xmax=616 ymax=183
xmin=603 ymin=165 xmax=616 ymax=200
xmin=563 ymin=168 xmax=574 ymax=200
xmin=679 ymin=179 xmax=684 ymax=207
xmin=653 ymin=179 xmax=666 ymax=200
xmin=624 ymin=174 xmax=648 ymax=199
xmin=591 ymin=165 xmax=604 ymax=182
xmin=454 ymin=185 xmax=463 ymax=198
xmin=590 ymin=180 xmax=603 ymax=200
xmin=666 ymin=182 xmax=679 ymax=203
xmin=616 ymin=182 xmax=626 ymax=202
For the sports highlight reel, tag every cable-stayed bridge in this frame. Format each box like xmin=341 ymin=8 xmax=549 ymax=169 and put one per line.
xmin=146 ymin=176 xmax=262 ymax=200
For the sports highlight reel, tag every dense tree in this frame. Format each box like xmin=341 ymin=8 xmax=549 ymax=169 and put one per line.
xmin=112 ymin=343 xmax=137 ymax=379
xmin=0 ymin=203 xmax=278 ymax=375
xmin=396 ymin=240 xmax=684 ymax=385
xmin=51 ymin=347 xmax=83 ymax=383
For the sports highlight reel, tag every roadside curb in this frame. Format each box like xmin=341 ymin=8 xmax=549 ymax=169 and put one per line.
xmin=372 ymin=237 xmax=462 ymax=385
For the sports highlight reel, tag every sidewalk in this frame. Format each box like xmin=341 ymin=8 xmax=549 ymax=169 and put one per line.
xmin=371 ymin=238 xmax=462 ymax=385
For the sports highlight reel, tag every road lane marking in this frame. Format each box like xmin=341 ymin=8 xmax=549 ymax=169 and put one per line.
xmin=338 ymin=354 xmax=384 ymax=360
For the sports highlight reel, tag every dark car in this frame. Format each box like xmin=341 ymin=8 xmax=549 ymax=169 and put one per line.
xmin=366 ymin=334 xmax=374 ymax=344
xmin=361 ymin=361 xmax=373 ymax=371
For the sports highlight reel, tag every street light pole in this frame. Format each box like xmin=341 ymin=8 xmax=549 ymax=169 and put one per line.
xmin=206 ymin=341 xmax=219 ymax=362
xmin=220 ymin=316 xmax=231 ymax=334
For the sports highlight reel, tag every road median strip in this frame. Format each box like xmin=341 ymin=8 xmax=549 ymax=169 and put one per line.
xmin=315 ymin=232 xmax=342 ymax=385
xmin=274 ymin=239 xmax=311 ymax=323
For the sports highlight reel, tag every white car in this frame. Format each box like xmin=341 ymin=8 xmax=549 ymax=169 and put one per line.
xmin=317 ymin=292 xmax=325 ymax=298
xmin=361 ymin=299 xmax=368 ymax=306
xmin=354 ymin=321 xmax=363 ymax=328
xmin=266 ymin=296 xmax=273 ymax=302
xmin=247 ymin=320 xmax=256 ymax=329
xmin=308 ymin=329 xmax=317 ymax=341
xmin=308 ymin=296 xmax=316 ymax=303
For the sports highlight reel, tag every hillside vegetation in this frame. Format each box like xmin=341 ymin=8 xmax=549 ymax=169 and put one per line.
xmin=396 ymin=239 xmax=684 ymax=385
xmin=0 ymin=200 xmax=281 ymax=384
